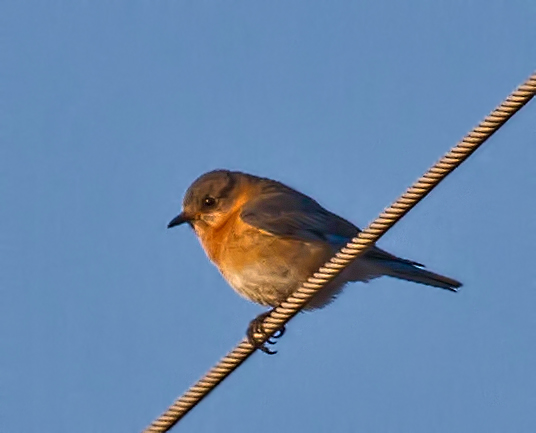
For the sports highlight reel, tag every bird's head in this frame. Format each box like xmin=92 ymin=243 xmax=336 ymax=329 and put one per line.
xmin=168 ymin=170 xmax=246 ymax=232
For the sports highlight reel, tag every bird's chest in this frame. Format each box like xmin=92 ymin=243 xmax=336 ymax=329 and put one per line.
xmin=197 ymin=219 xmax=330 ymax=306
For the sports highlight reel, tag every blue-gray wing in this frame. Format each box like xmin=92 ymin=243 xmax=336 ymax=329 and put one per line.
xmin=240 ymin=191 xmax=360 ymax=246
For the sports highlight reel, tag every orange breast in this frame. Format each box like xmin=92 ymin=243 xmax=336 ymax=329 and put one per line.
xmin=197 ymin=211 xmax=250 ymax=266
xmin=199 ymin=210 xmax=330 ymax=279
xmin=195 ymin=202 xmax=343 ymax=307
xmin=194 ymin=186 xmax=259 ymax=269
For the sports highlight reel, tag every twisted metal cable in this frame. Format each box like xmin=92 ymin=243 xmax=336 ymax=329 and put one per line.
xmin=143 ymin=72 xmax=536 ymax=433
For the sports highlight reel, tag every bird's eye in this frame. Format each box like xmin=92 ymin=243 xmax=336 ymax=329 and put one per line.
xmin=202 ymin=196 xmax=217 ymax=208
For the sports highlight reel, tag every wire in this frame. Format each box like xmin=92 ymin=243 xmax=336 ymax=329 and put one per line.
xmin=143 ymin=71 xmax=536 ymax=433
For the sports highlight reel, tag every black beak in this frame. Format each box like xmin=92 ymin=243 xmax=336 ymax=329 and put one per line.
xmin=167 ymin=212 xmax=191 ymax=228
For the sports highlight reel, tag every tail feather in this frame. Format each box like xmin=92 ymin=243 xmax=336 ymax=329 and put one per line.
xmin=382 ymin=263 xmax=462 ymax=291
xmin=363 ymin=247 xmax=462 ymax=292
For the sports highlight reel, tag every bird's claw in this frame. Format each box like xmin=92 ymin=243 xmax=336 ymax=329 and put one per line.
xmin=246 ymin=310 xmax=286 ymax=355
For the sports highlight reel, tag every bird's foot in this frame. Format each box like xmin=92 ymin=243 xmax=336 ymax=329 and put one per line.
xmin=246 ymin=310 xmax=286 ymax=355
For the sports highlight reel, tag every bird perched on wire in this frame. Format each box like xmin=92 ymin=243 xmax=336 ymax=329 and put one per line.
xmin=168 ymin=170 xmax=461 ymax=353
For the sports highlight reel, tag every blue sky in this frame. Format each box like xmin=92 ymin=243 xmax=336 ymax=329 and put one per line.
xmin=2 ymin=2 xmax=536 ymax=432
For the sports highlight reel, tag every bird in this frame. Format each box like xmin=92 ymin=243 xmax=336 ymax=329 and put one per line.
xmin=168 ymin=169 xmax=461 ymax=353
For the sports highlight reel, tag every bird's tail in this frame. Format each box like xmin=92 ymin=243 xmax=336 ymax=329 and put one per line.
xmin=363 ymin=247 xmax=462 ymax=292
xmin=380 ymin=262 xmax=462 ymax=291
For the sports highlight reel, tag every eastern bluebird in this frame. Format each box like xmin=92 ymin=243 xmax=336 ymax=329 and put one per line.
xmin=168 ymin=170 xmax=461 ymax=353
